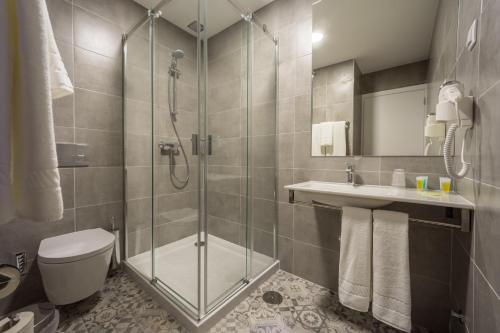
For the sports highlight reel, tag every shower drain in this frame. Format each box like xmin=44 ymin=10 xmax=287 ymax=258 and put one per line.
xmin=263 ymin=291 xmax=283 ymax=305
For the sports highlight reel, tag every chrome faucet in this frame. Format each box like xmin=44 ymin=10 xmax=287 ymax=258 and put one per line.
xmin=345 ymin=163 xmax=355 ymax=185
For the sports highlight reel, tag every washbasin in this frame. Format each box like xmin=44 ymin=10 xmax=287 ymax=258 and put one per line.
xmin=285 ymin=181 xmax=395 ymax=209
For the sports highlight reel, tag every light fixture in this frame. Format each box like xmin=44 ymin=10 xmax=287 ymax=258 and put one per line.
xmin=312 ymin=32 xmax=324 ymax=43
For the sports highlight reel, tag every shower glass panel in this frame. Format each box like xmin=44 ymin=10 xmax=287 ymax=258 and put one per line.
xmin=248 ymin=19 xmax=278 ymax=278
xmin=124 ymin=18 xmax=154 ymax=277
xmin=123 ymin=0 xmax=278 ymax=320
xmin=152 ymin=3 xmax=201 ymax=313
xmin=204 ymin=1 xmax=250 ymax=311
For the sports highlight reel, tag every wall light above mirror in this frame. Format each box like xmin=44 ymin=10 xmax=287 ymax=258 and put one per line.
xmin=311 ymin=0 xmax=449 ymax=157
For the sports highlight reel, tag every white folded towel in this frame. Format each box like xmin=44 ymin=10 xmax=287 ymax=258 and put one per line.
xmin=332 ymin=121 xmax=347 ymax=156
xmin=311 ymin=124 xmax=323 ymax=156
xmin=319 ymin=121 xmax=334 ymax=147
xmin=0 ymin=0 xmax=73 ymax=224
xmin=372 ymin=210 xmax=411 ymax=332
xmin=338 ymin=207 xmax=372 ymax=312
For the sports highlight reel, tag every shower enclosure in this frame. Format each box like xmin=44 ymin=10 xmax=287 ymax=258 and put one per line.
xmin=122 ymin=0 xmax=278 ymax=324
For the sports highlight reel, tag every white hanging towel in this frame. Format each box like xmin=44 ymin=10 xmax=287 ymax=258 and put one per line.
xmin=319 ymin=121 xmax=334 ymax=147
xmin=332 ymin=121 xmax=347 ymax=156
xmin=372 ymin=210 xmax=411 ymax=332
xmin=338 ymin=207 xmax=372 ymax=312
xmin=0 ymin=0 xmax=74 ymax=224
xmin=311 ymin=124 xmax=323 ymax=156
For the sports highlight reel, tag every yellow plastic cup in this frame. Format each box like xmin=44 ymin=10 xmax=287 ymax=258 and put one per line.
xmin=440 ymin=177 xmax=452 ymax=193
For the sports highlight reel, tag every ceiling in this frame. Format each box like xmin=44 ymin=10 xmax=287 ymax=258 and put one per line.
xmin=313 ymin=0 xmax=439 ymax=73
xmin=134 ymin=0 xmax=274 ymax=38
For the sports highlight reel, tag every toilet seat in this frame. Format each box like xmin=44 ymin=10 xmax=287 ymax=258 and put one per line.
xmin=38 ymin=228 xmax=115 ymax=264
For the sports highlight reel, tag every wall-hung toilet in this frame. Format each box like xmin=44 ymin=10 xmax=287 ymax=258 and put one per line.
xmin=37 ymin=228 xmax=115 ymax=305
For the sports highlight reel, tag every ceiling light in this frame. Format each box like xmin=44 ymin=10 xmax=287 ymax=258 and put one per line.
xmin=312 ymin=32 xmax=324 ymax=43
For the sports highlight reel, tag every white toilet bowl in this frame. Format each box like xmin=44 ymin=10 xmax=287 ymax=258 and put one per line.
xmin=37 ymin=228 xmax=115 ymax=305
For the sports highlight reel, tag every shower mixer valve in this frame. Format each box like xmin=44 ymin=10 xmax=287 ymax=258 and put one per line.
xmin=159 ymin=142 xmax=180 ymax=156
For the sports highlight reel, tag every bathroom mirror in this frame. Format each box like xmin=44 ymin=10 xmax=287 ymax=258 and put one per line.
xmin=311 ymin=0 xmax=446 ymax=157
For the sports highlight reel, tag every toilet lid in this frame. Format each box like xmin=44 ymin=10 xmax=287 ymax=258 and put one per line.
xmin=38 ymin=228 xmax=115 ymax=264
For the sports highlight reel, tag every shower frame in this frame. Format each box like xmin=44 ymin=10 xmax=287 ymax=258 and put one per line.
xmin=121 ymin=0 xmax=280 ymax=329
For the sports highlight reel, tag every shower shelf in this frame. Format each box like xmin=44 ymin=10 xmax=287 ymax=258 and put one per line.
xmin=285 ymin=181 xmax=475 ymax=232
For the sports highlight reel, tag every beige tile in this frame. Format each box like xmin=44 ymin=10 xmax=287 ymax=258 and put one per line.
xmin=126 ymin=197 xmax=152 ymax=232
xmin=75 ymin=47 xmax=122 ymax=96
xmin=293 ymin=241 xmax=339 ymax=291
xmin=411 ymin=275 xmax=450 ymax=332
xmin=208 ymin=216 xmax=240 ymax=245
xmin=75 ymin=88 xmax=122 ymax=131
xmin=474 ymin=265 xmax=500 ymax=333
xmin=478 ymin=0 xmax=500 ymax=93
xmin=253 ymin=198 xmax=276 ymax=233
xmin=126 ymin=166 xmax=152 ymax=200
xmin=59 ymin=168 xmax=74 ymax=209
xmin=293 ymin=205 xmax=341 ymax=251
xmin=75 ymin=167 xmax=123 ymax=206
xmin=76 ymin=201 xmax=123 ymax=231
xmin=451 ymin=238 xmax=474 ymax=331
xmin=74 ymin=7 xmax=122 ymax=59
xmin=208 ymin=191 xmax=241 ymax=223
xmin=75 ymin=129 xmax=123 ymax=167
xmin=409 ymin=224 xmax=451 ymax=284
xmin=46 ymin=0 xmax=73 ymax=44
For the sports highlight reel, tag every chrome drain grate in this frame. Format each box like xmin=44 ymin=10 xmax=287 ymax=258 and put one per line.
xmin=263 ymin=291 xmax=283 ymax=305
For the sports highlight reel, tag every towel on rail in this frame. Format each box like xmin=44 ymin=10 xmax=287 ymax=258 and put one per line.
xmin=372 ymin=210 xmax=411 ymax=332
xmin=338 ymin=206 xmax=372 ymax=312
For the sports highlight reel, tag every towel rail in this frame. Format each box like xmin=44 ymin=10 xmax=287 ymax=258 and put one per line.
xmin=288 ymin=190 xmax=472 ymax=232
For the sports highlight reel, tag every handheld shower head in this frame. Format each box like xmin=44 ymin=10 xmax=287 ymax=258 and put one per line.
xmin=171 ymin=49 xmax=184 ymax=60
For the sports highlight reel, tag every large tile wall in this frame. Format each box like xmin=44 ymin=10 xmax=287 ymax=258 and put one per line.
xmin=433 ymin=0 xmax=500 ymax=331
xmin=254 ymin=0 xmax=455 ymax=331
xmin=0 ymin=0 xmax=145 ymax=314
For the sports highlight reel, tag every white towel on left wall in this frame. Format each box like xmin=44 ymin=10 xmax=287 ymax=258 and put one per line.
xmin=0 ymin=0 xmax=74 ymax=224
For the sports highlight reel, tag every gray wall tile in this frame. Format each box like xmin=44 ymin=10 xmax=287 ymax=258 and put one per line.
xmin=75 ymin=167 xmax=123 ymax=206
xmin=74 ymin=47 xmax=122 ymax=96
xmin=75 ymin=88 xmax=122 ymax=131
xmin=73 ymin=7 xmax=122 ymax=59
xmin=474 ymin=267 xmax=500 ymax=333
xmin=293 ymin=241 xmax=339 ymax=291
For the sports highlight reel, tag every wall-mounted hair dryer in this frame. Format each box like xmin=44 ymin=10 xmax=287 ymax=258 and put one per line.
xmin=424 ymin=115 xmax=445 ymax=156
xmin=435 ymin=80 xmax=473 ymax=179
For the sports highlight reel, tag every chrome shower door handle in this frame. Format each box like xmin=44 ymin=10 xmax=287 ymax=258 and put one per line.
xmin=192 ymin=134 xmax=198 ymax=155
xmin=207 ymin=135 xmax=212 ymax=156
xmin=191 ymin=134 xmax=212 ymax=156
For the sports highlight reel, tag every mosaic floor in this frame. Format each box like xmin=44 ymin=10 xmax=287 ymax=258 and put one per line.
xmin=58 ymin=270 xmax=426 ymax=333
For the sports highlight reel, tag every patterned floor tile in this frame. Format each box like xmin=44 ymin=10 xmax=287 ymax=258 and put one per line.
xmin=58 ymin=270 xmax=428 ymax=333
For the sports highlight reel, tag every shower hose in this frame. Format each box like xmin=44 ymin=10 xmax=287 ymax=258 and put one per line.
xmin=168 ymin=73 xmax=190 ymax=189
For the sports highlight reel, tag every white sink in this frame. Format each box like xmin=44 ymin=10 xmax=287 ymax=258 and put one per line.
xmin=285 ymin=181 xmax=475 ymax=210
xmin=286 ymin=181 xmax=394 ymax=208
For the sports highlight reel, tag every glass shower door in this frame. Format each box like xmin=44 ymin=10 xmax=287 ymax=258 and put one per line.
xmin=203 ymin=3 xmax=250 ymax=311
xmin=150 ymin=3 xmax=201 ymax=316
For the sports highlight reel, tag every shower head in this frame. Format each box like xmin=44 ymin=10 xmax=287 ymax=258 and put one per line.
xmin=171 ymin=49 xmax=184 ymax=60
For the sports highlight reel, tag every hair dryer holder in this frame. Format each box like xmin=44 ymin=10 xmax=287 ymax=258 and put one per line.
xmin=436 ymin=96 xmax=473 ymax=128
